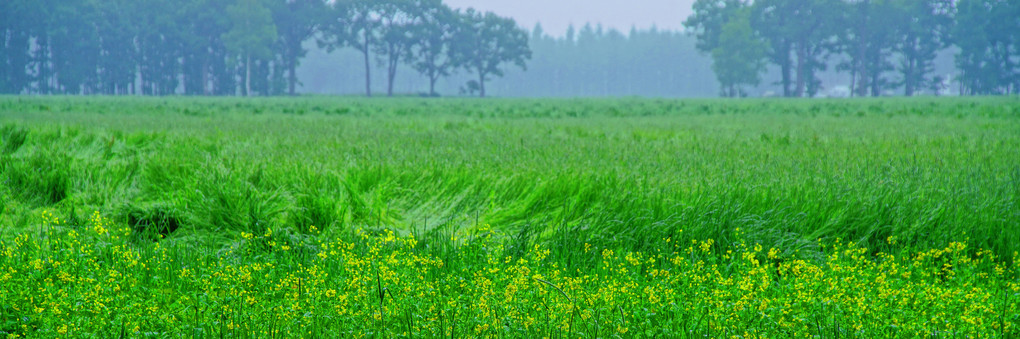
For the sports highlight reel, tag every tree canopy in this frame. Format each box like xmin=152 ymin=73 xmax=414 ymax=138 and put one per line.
xmin=0 ymin=0 xmax=531 ymax=97
xmin=452 ymin=9 xmax=531 ymax=98
xmin=687 ymin=0 xmax=1019 ymax=97
xmin=1 ymin=0 xmax=1018 ymax=97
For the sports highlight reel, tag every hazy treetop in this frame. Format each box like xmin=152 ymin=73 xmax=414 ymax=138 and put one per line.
xmin=443 ymin=0 xmax=694 ymax=37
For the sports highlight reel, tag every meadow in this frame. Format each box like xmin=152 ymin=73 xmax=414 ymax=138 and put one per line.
xmin=0 ymin=96 xmax=1018 ymax=337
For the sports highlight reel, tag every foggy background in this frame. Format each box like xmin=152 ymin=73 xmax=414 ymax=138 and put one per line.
xmin=0 ymin=0 xmax=1010 ymax=97
xmin=298 ymin=26 xmax=722 ymax=97
xmin=299 ymin=0 xmax=713 ymax=97
xmin=295 ymin=0 xmax=957 ymax=97
xmin=259 ymin=0 xmax=960 ymax=97
xmin=441 ymin=0 xmax=691 ymax=36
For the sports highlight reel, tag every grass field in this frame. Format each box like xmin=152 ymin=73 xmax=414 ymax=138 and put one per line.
xmin=1 ymin=96 xmax=1019 ymax=337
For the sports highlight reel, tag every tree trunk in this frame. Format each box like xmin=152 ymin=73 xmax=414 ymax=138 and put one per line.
xmin=909 ymin=59 xmax=918 ymax=95
xmin=245 ymin=54 xmax=251 ymax=97
xmin=850 ymin=60 xmax=857 ymax=98
xmin=478 ymin=72 xmax=486 ymax=98
xmin=40 ymin=36 xmax=50 ymax=95
xmin=870 ymin=71 xmax=880 ymax=97
xmin=387 ymin=49 xmax=397 ymax=97
xmin=202 ymin=56 xmax=209 ymax=96
xmin=779 ymin=43 xmax=792 ymax=97
xmin=133 ymin=63 xmax=139 ymax=95
xmin=794 ymin=42 xmax=806 ymax=97
xmin=855 ymin=45 xmax=867 ymax=97
xmin=288 ymin=56 xmax=297 ymax=96
xmin=363 ymin=31 xmax=372 ymax=97
xmin=139 ymin=64 xmax=146 ymax=96
xmin=429 ymin=74 xmax=437 ymax=97
xmin=904 ymin=47 xmax=917 ymax=96
xmin=426 ymin=54 xmax=437 ymax=96
xmin=387 ymin=71 xmax=395 ymax=96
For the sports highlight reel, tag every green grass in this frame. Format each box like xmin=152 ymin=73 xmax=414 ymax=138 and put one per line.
xmin=2 ymin=96 xmax=1017 ymax=255
xmin=0 ymin=96 xmax=1019 ymax=337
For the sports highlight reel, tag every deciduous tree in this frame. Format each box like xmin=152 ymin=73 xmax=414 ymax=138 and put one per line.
xmin=374 ymin=0 xmax=419 ymax=97
xmin=319 ymin=0 xmax=380 ymax=97
xmin=954 ymin=0 xmax=1019 ymax=95
xmin=224 ymin=0 xmax=278 ymax=96
xmin=408 ymin=0 xmax=458 ymax=96
xmin=269 ymin=0 xmax=327 ymax=96
xmin=710 ymin=8 xmax=767 ymax=97
xmin=453 ymin=9 xmax=530 ymax=98
xmin=751 ymin=0 xmax=840 ymax=97
xmin=892 ymin=0 xmax=954 ymax=96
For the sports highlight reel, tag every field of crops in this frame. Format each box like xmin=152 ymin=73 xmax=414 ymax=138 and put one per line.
xmin=1 ymin=96 xmax=1019 ymax=337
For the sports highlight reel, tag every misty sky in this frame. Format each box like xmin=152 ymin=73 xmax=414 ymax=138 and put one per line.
xmin=442 ymin=0 xmax=695 ymax=37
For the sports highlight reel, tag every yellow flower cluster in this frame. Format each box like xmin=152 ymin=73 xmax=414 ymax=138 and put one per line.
xmin=0 ymin=213 xmax=1017 ymax=337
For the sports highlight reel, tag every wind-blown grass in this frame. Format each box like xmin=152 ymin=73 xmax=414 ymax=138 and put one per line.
xmin=0 ymin=96 xmax=1018 ymax=337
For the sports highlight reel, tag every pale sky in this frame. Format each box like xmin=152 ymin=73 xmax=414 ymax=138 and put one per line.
xmin=442 ymin=0 xmax=695 ymax=37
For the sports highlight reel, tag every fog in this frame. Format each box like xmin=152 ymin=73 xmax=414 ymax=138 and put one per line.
xmin=298 ymin=26 xmax=721 ymax=97
xmin=1 ymin=0 xmax=1016 ymax=97
xmin=441 ymin=0 xmax=693 ymax=37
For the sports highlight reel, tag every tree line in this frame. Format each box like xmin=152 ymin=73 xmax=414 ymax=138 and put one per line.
xmin=297 ymin=24 xmax=717 ymax=97
xmin=0 ymin=0 xmax=531 ymax=97
xmin=685 ymin=0 xmax=1020 ymax=97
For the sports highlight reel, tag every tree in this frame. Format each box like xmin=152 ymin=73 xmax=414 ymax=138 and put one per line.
xmin=36 ymin=0 xmax=103 ymax=94
xmin=710 ymin=8 xmax=767 ymax=97
xmin=374 ymin=0 xmax=419 ymax=97
xmin=95 ymin=0 xmax=140 ymax=95
xmin=319 ymin=0 xmax=380 ymax=97
xmin=408 ymin=0 xmax=457 ymax=96
xmin=178 ymin=0 xmax=234 ymax=96
xmin=453 ymin=9 xmax=531 ymax=98
xmin=954 ymin=0 xmax=1019 ymax=95
xmin=835 ymin=0 xmax=898 ymax=97
xmin=0 ymin=0 xmax=34 ymax=94
xmin=749 ymin=0 xmax=793 ymax=97
xmin=751 ymin=0 xmax=840 ymax=97
xmin=684 ymin=0 xmax=747 ymax=53
xmin=269 ymin=0 xmax=327 ymax=96
xmin=892 ymin=0 xmax=954 ymax=96
xmin=684 ymin=0 xmax=764 ymax=97
xmin=224 ymin=0 xmax=278 ymax=96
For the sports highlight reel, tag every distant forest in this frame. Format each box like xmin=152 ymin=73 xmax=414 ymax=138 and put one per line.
xmin=686 ymin=0 xmax=1020 ymax=97
xmin=1 ymin=0 xmax=1017 ymax=98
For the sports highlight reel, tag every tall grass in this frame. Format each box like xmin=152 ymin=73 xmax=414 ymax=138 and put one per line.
xmin=2 ymin=96 xmax=1016 ymax=258
xmin=1 ymin=96 xmax=1019 ymax=336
